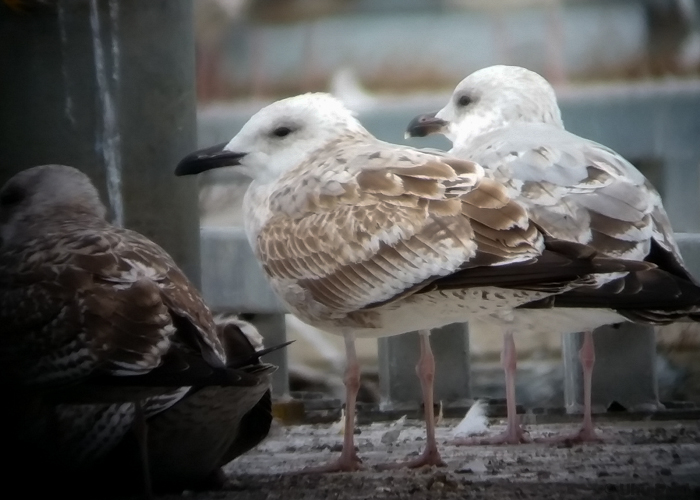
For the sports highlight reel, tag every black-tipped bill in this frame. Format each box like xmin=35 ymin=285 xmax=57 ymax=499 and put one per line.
xmin=175 ymin=142 xmax=247 ymax=176
xmin=405 ymin=111 xmax=449 ymax=138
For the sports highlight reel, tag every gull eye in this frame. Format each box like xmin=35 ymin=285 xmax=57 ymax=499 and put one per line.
xmin=457 ymin=95 xmax=472 ymax=107
xmin=272 ymin=126 xmax=292 ymax=138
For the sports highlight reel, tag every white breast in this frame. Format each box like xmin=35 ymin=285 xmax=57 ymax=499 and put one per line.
xmin=294 ymin=287 xmax=552 ymax=338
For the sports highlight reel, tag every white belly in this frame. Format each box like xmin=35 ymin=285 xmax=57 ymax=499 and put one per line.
xmin=289 ymin=285 xmax=629 ymax=340
xmin=473 ymin=308 xmax=629 ymax=338
xmin=308 ymin=287 xmax=552 ymax=338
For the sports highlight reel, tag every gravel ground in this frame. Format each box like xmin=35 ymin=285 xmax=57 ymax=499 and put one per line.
xmin=158 ymin=418 xmax=700 ymax=500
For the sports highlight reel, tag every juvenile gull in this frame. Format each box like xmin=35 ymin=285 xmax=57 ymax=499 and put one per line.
xmin=176 ymin=93 xmax=648 ymax=471
xmin=0 ymin=165 xmax=278 ymax=494
xmin=118 ymin=315 xmax=278 ymax=492
xmin=407 ymin=65 xmax=700 ymax=444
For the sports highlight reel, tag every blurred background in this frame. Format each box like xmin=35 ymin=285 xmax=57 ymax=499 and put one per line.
xmin=194 ymin=0 xmax=700 ymax=101
xmin=1 ymin=0 xmax=697 ymax=415
xmin=192 ymin=0 xmax=700 ymax=409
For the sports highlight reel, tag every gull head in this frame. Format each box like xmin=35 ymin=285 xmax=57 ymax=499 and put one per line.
xmin=0 ymin=165 xmax=106 ymax=245
xmin=175 ymin=93 xmax=366 ymax=184
xmin=406 ymin=65 xmax=564 ymax=145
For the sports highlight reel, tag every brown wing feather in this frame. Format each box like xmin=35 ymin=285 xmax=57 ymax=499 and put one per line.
xmin=256 ymin=146 xmax=546 ymax=315
xmin=0 ymin=218 xmax=224 ymax=387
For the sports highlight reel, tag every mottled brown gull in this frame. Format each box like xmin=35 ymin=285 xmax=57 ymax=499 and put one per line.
xmin=0 ymin=165 xmax=278 ymax=494
xmin=176 ymin=93 xmax=648 ymax=471
xmin=125 ymin=314 xmax=277 ymax=492
xmin=407 ymin=65 xmax=700 ymax=444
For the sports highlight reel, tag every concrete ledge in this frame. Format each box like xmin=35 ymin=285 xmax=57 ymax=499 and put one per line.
xmin=200 ymin=226 xmax=285 ymax=313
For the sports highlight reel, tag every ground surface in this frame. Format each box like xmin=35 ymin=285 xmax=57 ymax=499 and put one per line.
xmin=160 ymin=418 xmax=700 ymax=500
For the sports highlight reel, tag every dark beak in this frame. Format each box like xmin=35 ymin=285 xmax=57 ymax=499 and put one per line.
xmin=405 ymin=112 xmax=449 ymax=139
xmin=175 ymin=142 xmax=247 ymax=176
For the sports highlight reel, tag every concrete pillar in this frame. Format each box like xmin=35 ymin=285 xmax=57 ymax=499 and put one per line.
xmin=563 ymin=325 xmax=662 ymax=414
xmin=0 ymin=0 xmax=200 ymax=284
xmin=379 ymin=323 xmax=471 ymax=411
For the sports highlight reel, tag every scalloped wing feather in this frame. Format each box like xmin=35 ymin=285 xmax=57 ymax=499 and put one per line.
xmin=256 ymin=141 xmax=545 ymax=316
xmin=0 ymin=219 xmax=225 ymax=387
xmin=462 ymin=123 xmax=686 ymax=266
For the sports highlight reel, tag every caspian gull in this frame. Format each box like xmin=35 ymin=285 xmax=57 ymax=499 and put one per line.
xmin=406 ymin=64 xmax=700 ymax=444
xmin=176 ymin=93 xmax=649 ymax=470
xmin=0 ymin=165 xmax=278 ymax=494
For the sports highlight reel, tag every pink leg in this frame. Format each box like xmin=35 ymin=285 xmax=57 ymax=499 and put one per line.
xmin=538 ymin=331 xmax=603 ymax=444
xmin=456 ymin=331 xmax=529 ymax=445
xmin=378 ymin=330 xmax=446 ymax=469
xmin=301 ymin=333 xmax=363 ymax=473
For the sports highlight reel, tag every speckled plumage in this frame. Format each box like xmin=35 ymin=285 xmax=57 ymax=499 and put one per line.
xmin=405 ymin=65 xmax=700 ymax=445
xmin=108 ymin=316 xmax=276 ymax=493
xmin=408 ymin=65 xmax=700 ymax=327
xmin=0 ymin=169 xmax=224 ymax=387
xmin=175 ymin=92 xmax=661 ymax=470
xmin=0 ymin=165 xmax=274 ymax=493
xmin=222 ymin=96 xmax=644 ymax=336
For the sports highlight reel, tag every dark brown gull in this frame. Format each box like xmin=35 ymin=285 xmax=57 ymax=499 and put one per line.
xmin=0 ymin=165 xmax=278 ymax=494
xmin=107 ymin=315 xmax=278 ymax=493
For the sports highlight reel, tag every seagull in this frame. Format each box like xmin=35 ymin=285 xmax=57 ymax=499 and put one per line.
xmin=406 ymin=64 xmax=700 ymax=444
xmin=111 ymin=315 xmax=278 ymax=493
xmin=0 ymin=165 xmax=278 ymax=494
xmin=175 ymin=92 xmax=650 ymax=470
